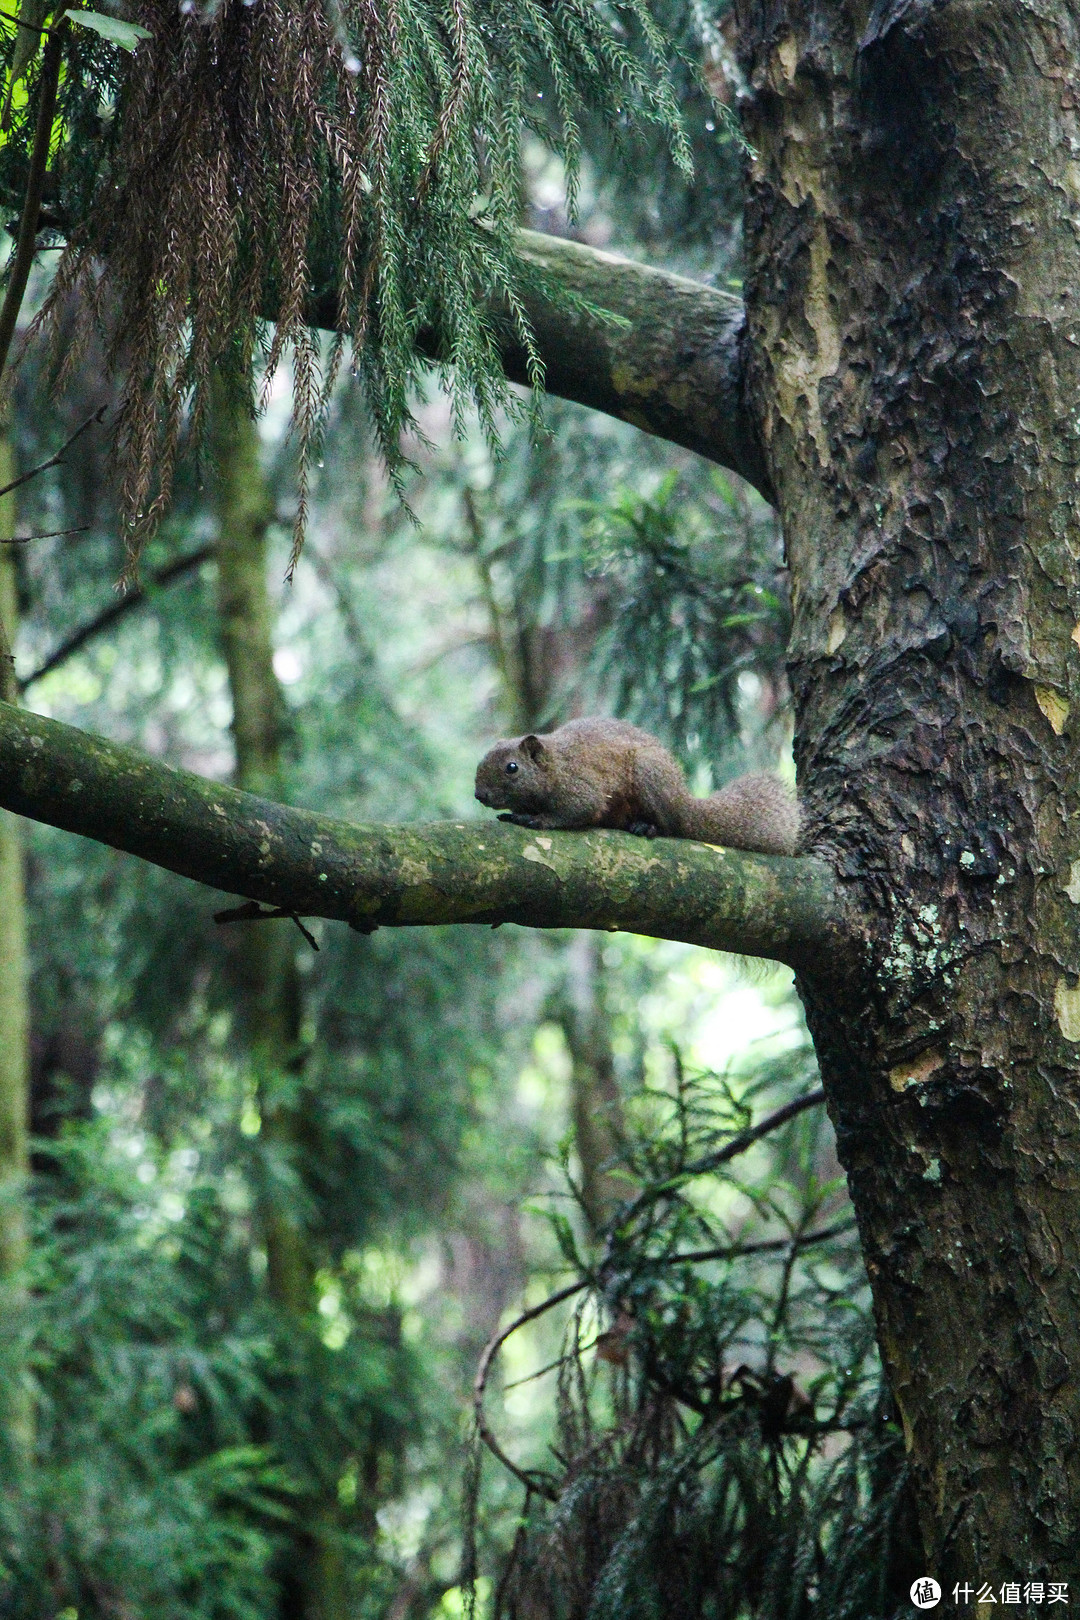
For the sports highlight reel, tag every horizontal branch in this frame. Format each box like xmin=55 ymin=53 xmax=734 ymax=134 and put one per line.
xmin=0 ymin=701 xmax=839 ymax=968
xmin=313 ymin=230 xmax=771 ymax=500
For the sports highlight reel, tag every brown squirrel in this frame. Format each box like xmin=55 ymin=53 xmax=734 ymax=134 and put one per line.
xmin=474 ymin=717 xmax=799 ymax=856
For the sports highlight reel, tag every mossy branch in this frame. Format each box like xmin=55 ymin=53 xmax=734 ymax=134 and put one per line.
xmin=0 ymin=702 xmax=840 ymax=967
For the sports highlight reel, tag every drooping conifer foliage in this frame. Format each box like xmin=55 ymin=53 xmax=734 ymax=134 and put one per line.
xmin=8 ymin=0 xmax=692 ymax=575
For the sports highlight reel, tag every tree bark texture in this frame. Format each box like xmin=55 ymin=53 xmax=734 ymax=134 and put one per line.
xmin=735 ymin=0 xmax=1080 ymax=1582
xmin=0 ymin=424 xmax=33 ymax=1459
xmin=212 ymin=384 xmax=312 ymax=1320
xmin=561 ymin=933 xmax=629 ymax=1235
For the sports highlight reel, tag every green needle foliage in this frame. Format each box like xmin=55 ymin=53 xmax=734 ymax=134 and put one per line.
xmin=0 ymin=1120 xmax=424 ymax=1617
xmin=418 ymin=406 xmax=788 ymax=771
xmin=10 ymin=0 xmax=692 ymax=575
xmin=470 ymin=1050 xmax=923 ymax=1620
xmin=578 ymin=469 xmax=790 ymax=769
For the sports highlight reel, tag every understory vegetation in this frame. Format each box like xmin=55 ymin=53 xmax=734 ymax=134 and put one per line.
xmin=0 ymin=345 xmax=920 ymax=1617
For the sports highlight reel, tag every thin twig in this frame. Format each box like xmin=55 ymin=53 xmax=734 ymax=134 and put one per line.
xmin=0 ymin=23 xmax=65 ymax=388
xmin=0 ymin=407 xmax=107 ymax=502
xmin=18 ymin=542 xmax=213 ymax=691
xmin=213 ymin=900 xmax=319 ymax=951
xmin=502 ymin=1335 xmax=602 ymax=1392
xmin=679 ymin=1088 xmax=826 ymax=1178
xmin=0 ymin=524 xmax=88 ymax=543
xmin=765 ymin=1223 xmax=804 ymax=1380
xmin=661 ymin=1217 xmax=856 ymax=1267
xmin=473 ymin=1280 xmax=587 ymax=1500
xmin=0 ymin=3 xmax=63 ymax=35
xmin=301 ymin=540 xmax=369 ymax=653
xmin=461 ymin=487 xmax=520 ymax=716
xmin=616 ymin=1088 xmax=827 ymax=1232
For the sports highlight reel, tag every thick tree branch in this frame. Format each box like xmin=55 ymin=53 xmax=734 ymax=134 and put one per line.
xmin=0 ymin=701 xmax=839 ymax=969
xmin=312 ymin=230 xmax=770 ymax=500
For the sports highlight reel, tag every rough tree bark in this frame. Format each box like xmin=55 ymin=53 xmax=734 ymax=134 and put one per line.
xmin=212 ymin=385 xmax=310 ymax=1316
xmin=734 ymin=0 xmax=1080 ymax=1583
xmin=560 ymin=932 xmax=629 ymax=1235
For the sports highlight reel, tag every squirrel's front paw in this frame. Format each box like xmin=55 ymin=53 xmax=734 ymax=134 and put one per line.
xmin=626 ymin=821 xmax=660 ymax=839
xmin=499 ymin=812 xmax=541 ymax=828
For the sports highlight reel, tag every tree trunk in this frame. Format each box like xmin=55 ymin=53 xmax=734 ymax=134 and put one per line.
xmin=736 ymin=0 xmax=1080 ymax=1582
xmin=561 ymin=933 xmax=627 ymax=1236
xmin=211 ymin=386 xmax=347 ymax=1620
xmin=0 ymin=423 xmax=32 ymax=1459
xmin=212 ymin=383 xmax=311 ymax=1314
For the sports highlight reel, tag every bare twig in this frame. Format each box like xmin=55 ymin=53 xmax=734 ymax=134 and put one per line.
xmin=765 ymin=1225 xmax=804 ymax=1380
xmin=0 ymin=407 xmax=107 ymax=502
xmin=214 ymin=900 xmax=319 ymax=952
xmin=18 ymin=542 xmax=213 ymax=691
xmin=0 ymin=23 xmax=65 ymax=388
xmin=0 ymin=524 xmax=88 ymax=543
xmin=462 ymin=486 xmax=519 ymax=710
xmin=616 ymin=1088 xmax=827 ymax=1232
xmin=661 ymin=1216 xmax=856 ymax=1267
xmin=300 ymin=539 xmax=369 ymax=653
xmin=501 ymin=1336 xmax=603 ymax=1391
xmin=473 ymin=1280 xmax=587 ymax=1499
xmin=680 ymin=1088 xmax=826 ymax=1178
xmin=0 ymin=3 xmax=61 ymax=34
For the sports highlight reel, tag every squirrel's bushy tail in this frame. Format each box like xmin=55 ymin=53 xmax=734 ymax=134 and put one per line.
xmin=678 ymin=773 xmax=800 ymax=856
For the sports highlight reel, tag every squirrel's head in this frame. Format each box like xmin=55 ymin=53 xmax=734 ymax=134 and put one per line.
xmin=475 ymin=733 xmax=549 ymax=811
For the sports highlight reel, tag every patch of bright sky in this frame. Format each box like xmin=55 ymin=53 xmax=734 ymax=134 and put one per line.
xmin=617 ymin=933 xmax=806 ymax=1075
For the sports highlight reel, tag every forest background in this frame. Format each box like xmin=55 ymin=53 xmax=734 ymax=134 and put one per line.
xmin=0 ymin=6 xmax=917 ymax=1617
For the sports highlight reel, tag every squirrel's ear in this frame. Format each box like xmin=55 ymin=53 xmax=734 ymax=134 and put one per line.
xmin=521 ymin=734 xmax=545 ymax=762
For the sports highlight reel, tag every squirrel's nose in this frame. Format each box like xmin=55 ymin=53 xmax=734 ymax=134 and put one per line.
xmin=475 ymin=785 xmax=490 ymax=806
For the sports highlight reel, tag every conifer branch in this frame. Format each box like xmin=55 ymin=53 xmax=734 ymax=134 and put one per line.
xmin=312 ymin=229 xmax=770 ymax=497
xmin=511 ymin=232 xmax=769 ymax=498
xmin=0 ymin=701 xmax=841 ymax=969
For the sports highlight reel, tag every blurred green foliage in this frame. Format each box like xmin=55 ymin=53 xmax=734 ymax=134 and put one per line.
xmin=0 ymin=328 xmax=915 ymax=1613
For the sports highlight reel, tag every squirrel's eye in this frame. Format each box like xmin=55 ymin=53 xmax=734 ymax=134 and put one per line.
xmin=505 ymin=761 xmax=519 ymax=774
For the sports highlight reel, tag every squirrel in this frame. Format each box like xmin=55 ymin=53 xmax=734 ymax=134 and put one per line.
xmin=474 ymin=717 xmax=799 ymax=857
